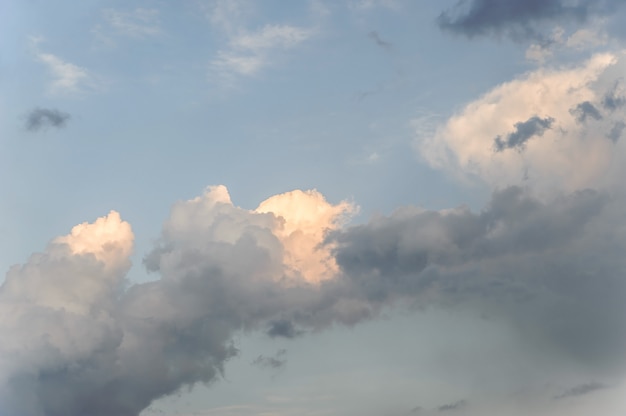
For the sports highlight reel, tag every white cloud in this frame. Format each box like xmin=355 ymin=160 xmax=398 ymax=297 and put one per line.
xmin=210 ymin=24 xmax=314 ymax=82
xmin=256 ymin=189 xmax=356 ymax=283
xmin=32 ymin=39 xmax=101 ymax=96
xmin=102 ymin=8 xmax=161 ymax=38
xmin=525 ymin=25 xmax=609 ymax=63
xmin=417 ymin=52 xmax=626 ymax=192
xmin=204 ymin=0 xmax=253 ymax=34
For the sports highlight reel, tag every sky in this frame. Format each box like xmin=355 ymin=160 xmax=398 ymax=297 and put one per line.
xmin=2 ymin=0 xmax=626 ymax=415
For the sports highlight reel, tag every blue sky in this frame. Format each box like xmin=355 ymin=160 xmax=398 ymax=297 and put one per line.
xmin=2 ymin=1 xmax=626 ymax=415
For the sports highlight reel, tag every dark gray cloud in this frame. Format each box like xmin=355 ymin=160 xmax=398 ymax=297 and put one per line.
xmin=368 ymin=31 xmax=392 ymax=50
xmin=267 ymin=319 xmax=304 ymax=338
xmin=554 ymin=382 xmax=606 ymax=399
xmin=493 ymin=115 xmax=554 ymax=152
xmin=602 ymin=81 xmax=626 ymax=111
xmin=607 ymin=121 xmax=625 ymax=142
xmin=252 ymin=349 xmax=287 ymax=370
xmin=437 ymin=400 xmax=467 ymax=412
xmin=437 ymin=0 xmax=625 ymax=40
xmin=24 ymin=107 xmax=71 ymax=131
xmin=569 ymin=101 xmax=603 ymax=123
xmin=330 ymin=187 xmax=626 ymax=366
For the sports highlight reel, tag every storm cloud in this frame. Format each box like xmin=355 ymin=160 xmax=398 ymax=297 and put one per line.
xmin=24 ymin=107 xmax=71 ymax=131
xmin=437 ymin=0 xmax=624 ymax=40
xmin=493 ymin=115 xmax=554 ymax=152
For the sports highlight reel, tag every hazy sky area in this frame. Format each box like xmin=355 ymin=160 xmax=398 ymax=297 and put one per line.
xmin=2 ymin=0 xmax=626 ymax=415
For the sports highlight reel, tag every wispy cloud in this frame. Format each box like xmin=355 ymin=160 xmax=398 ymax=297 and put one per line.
xmin=437 ymin=400 xmax=467 ymax=412
xmin=210 ymin=24 xmax=314 ymax=83
xmin=554 ymin=382 xmax=607 ymax=399
xmin=24 ymin=107 xmax=71 ymax=132
xmin=251 ymin=349 xmax=288 ymax=371
xmin=102 ymin=8 xmax=161 ymax=38
xmin=349 ymin=0 xmax=401 ymax=12
xmin=31 ymin=38 xmax=100 ymax=96
xmin=368 ymin=30 xmax=392 ymax=50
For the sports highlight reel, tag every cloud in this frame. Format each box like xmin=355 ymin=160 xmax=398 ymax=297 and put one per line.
xmin=417 ymin=52 xmax=626 ymax=191
xmin=210 ymin=24 xmax=314 ymax=82
xmin=251 ymin=349 xmax=287 ymax=370
xmin=437 ymin=0 xmax=624 ymax=41
xmin=31 ymin=39 xmax=100 ymax=96
xmin=437 ymin=400 xmax=467 ymax=412
xmin=602 ymin=80 xmax=626 ymax=111
xmin=24 ymin=107 xmax=71 ymax=131
xmin=0 ymin=186 xmax=357 ymax=416
xmin=2 ymin=184 xmax=625 ymax=415
xmin=607 ymin=121 xmax=625 ymax=142
xmin=92 ymin=8 xmax=161 ymax=46
xmin=554 ymin=382 xmax=606 ymax=399
xmin=368 ymin=31 xmax=392 ymax=50
xmin=266 ymin=319 xmax=303 ymax=338
xmin=569 ymin=101 xmax=603 ymax=123
xmin=330 ymin=186 xmax=626 ymax=367
xmin=102 ymin=8 xmax=161 ymax=38
xmin=493 ymin=115 xmax=555 ymax=152
xmin=203 ymin=0 xmax=254 ymax=34
xmin=349 ymin=0 xmax=401 ymax=11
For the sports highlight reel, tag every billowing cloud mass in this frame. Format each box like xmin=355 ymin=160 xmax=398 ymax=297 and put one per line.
xmin=24 ymin=107 xmax=71 ymax=131
xmin=437 ymin=0 xmax=625 ymax=40
xmin=1 ymin=180 xmax=625 ymax=415
xmin=417 ymin=52 xmax=626 ymax=191
xmin=0 ymin=186 xmax=355 ymax=416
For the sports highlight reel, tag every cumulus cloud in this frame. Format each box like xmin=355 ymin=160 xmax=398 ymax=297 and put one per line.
xmin=24 ymin=107 xmax=71 ymax=131
xmin=0 ymin=185 xmax=360 ymax=416
xmin=437 ymin=0 xmax=624 ymax=41
xmin=2 ymin=183 xmax=626 ymax=415
xmin=417 ymin=52 xmax=626 ymax=191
